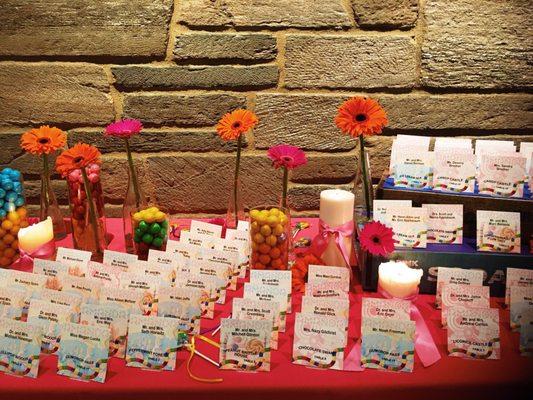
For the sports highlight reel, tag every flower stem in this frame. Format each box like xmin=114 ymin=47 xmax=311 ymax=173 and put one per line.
xmin=124 ymin=138 xmax=141 ymax=209
xmin=281 ymin=166 xmax=288 ymax=209
xmin=233 ymin=136 xmax=242 ymax=227
xmin=41 ymin=153 xmax=50 ymax=220
xmin=81 ymin=168 xmax=102 ymax=255
xmin=359 ymin=135 xmax=371 ymax=220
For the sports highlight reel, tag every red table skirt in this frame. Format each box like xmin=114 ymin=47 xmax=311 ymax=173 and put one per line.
xmin=1 ymin=218 xmax=531 ymax=400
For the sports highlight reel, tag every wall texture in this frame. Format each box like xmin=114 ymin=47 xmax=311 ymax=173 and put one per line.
xmin=0 ymin=0 xmax=532 ymax=217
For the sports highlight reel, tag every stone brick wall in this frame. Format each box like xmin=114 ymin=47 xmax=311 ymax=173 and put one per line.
xmin=0 ymin=0 xmax=531 ymax=218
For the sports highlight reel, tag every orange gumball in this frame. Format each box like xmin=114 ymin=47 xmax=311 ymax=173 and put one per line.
xmin=0 ymin=242 xmax=5 ymax=251
xmin=271 ymin=259 xmax=283 ymax=269
xmin=269 ymin=247 xmax=281 ymax=259
xmin=3 ymin=234 xmax=15 ymax=245
xmin=258 ymin=243 xmax=271 ymax=255
xmin=10 ymin=226 xmax=20 ymax=235
xmin=11 ymin=240 xmax=18 ymax=249
xmin=3 ymin=248 xmax=15 ymax=259
xmin=258 ymin=254 xmax=271 ymax=265
xmin=20 ymin=220 xmax=29 ymax=228
xmin=17 ymin=207 xmax=27 ymax=219
xmin=254 ymin=262 xmax=266 ymax=270
xmin=0 ymin=257 xmax=10 ymax=267
xmin=1 ymin=220 xmax=13 ymax=231
xmin=0 ymin=228 xmax=6 ymax=238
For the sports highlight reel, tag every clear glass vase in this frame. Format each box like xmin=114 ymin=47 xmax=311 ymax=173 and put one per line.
xmin=123 ymin=164 xmax=147 ymax=254
xmin=132 ymin=206 xmax=169 ymax=261
xmin=40 ymin=172 xmax=66 ymax=240
xmin=226 ymin=177 xmax=245 ymax=230
xmin=353 ymin=142 xmax=374 ymax=229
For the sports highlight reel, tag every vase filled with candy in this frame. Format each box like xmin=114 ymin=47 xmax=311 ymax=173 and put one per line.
xmin=249 ymin=205 xmax=290 ymax=270
xmin=0 ymin=168 xmax=28 ymax=267
xmin=131 ymin=206 xmax=169 ymax=260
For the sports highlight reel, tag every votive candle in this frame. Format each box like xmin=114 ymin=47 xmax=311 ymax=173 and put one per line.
xmin=378 ymin=261 xmax=423 ymax=298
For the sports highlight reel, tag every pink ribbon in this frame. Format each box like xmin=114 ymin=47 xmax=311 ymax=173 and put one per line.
xmin=10 ymin=240 xmax=56 ymax=272
xmin=311 ymin=219 xmax=354 ymax=268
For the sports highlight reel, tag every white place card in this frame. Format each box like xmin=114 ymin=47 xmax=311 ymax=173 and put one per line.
xmin=103 ymin=250 xmax=138 ymax=271
xmin=190 ymin=220 xmax=223 ymax=237
xmin=422 ymin=204 xmax=463 ymax=244
xmin=505 ymin=268 xmax=533 ymax=305
xmin=307 ymin=265 xmax=350 ymax=293
xmin=436 ymin=267 xmax=484 ymax=308
xmin=56 ymin=247 xmax=91 ymax=276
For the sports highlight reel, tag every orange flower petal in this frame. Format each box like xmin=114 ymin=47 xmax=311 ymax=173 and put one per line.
xmin=55 ymin=143 xmax=101 ymax=177
xmin=20 ymin=125 xmax=67 ymax=155
xmin=216 ymin=109 xmax=258 ymax=141
xmin=335 ymin=97 xmax=388 ymax=137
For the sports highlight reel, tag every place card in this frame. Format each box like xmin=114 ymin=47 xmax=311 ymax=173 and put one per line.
xmin=305 ymin=281 xmax=349 ymax=300
xmin=33 ymin=259 xmax=69 ymax=278
xmin=195 ymin=248 xmax=238 ymax=290
xmin=157 ymin=286 xmax=203 ymax=335
xmin=243 ymin=283 xmax=289 ymax=332
xmin=510 ymin=286 xmax=533 ymax=332
xmin=131 ymin=259 xmax=176 ymax=286
xmin=99 ymin=286 xmax=150 ymax=316
xmin=434 ymin=137 xmax=472 ymax=152
xmin=0 ymin=286 xmax=26 ymax=320
xmin=39 ymin=288 xmax=82 ymax=322
xmin=361 ymin=297 xmax=410 ymax=321
xmin=190 ymin=220 xmax=223 ymax=237
xmin=56 ymin=247 xmax=91 ymax=276
xmin=396 ymin=134 xmax=431 ymax=149
xmin=361 ymin=317 xmax=415 ymax=373
xmin=212 ymin=237 xmax=249 ymax=279
xmin=250 ymin=270 xmax=292 ymax=312
xmin=103 ymin=250 xmax=138 ymax=271
xmin=119 ymin=271 xmax=162 ymax=296
xmin=392 ymin=151 xmax=434 ymax=189
xmin=0 ymin=319 xmax=42 ymax=378
xmin=165 ymin=240 xmax=201 ymax=263
xmin=60 ymin=274 xmax=101 ymax=304
xmin=232 ymin=298 xmax=279 ymax=350
xmin=441 ymin=285 xmax=490 ymax=327
xmin=58 ymin=322 xmax=109 ymax=382
xmin=386 ymin=207 xmax=428 ymax=248
xmin=301 ymin=296 xmax=350 ymax=321
xmin=307 ymin=265 xmax=350 ymax=293
xmin=80 ymin=303 xmax=129 ymax=358
xmin=87 ymin=261 xmax=121 ymax=287
xmin=9 ymin=271 xmax=48 ymax=315
xmin=0 ymin=268 xmax=11 ymax=287
xmin=220 ymin=318 xmax=272 ymax=372
xmin=475 ymin=139 xmax=516 ymax=164
xmin=126 ymin=314 xmax=180 ymax=371
xmin=422 ymin=204 xmax=463 ymax=244
xmin=27 ymin=298 xmax=71 ymax=354
xmin=181 ymin=230 xmax=216 ymax=248
xmin=292 ymin=313 xmax=347 ymax=371
xmin=189 ymin=261 xmax=232 ymax=302
xmin=373 ymin=200 xmax=412 ymax=221
xmin=433 ymin=152 xmax=476 ymax=193
xmin=505 ymin=268 xmax=533 ymax=305
xmin=147 ymin=249 xmax=179 ymax=266
xmin=436 ymin=267 xmax=484 ymax=308
xmin=447 ymin=307 xmax=500 ymax=360
xmin=389 ymin=142 xmax=428 ymax=172
xmin=174 ymin=273 xmax=225 ymax=319
xmin=519 ymin=309 xmax=533 ymax=356
xmin=225 ymin=228 xmax=250 ymax=244
xmin=478 ymin=154 xmax=526 ymax=198
xmin=477 ymin=210 xmax=521 ymax=254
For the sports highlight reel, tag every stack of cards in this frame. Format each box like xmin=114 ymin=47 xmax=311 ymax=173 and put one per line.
xmin=390 ymin=135 xmax=433 ymax=189
xmin=477 ymin=210 xmax=521 ymax=253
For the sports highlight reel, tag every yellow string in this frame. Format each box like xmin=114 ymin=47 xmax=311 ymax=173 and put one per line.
xmin=186 ymin=335 xmax=223 ymax=383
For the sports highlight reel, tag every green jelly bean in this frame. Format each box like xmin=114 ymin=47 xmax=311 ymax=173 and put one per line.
xmin=149 ymin=223 xmax=161 ymax=235
xmin=152 ymin=237 xmax=163 ymax=248
xmin=138 ymin=221 xmax=149 ymax=232
xmin=142 ymin=233 xmax=154 ymax=244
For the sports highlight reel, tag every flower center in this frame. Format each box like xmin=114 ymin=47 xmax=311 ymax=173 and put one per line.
xmin=355 ymin=113 xmax=367 ymax=122
xmin=73 ymin=156 xmax=84 ymax=165
xmin=282 ymin=156 xmax=293 ymax=163
xmin=38 ymin=137 xmax=50 ymax=144
xmin=231 ymin=121 xmax=242 ymax=129
xmin=372 ymin=236 xmax=381 ymax=244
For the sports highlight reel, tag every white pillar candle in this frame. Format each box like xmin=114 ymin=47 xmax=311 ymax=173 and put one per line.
xmin=378 ymin=261 xmax=423 ymax=298
xmin=18 ymin=217 xmax=54 ymax=254
xmin=319 ymin=189 xmax=355 ymax=268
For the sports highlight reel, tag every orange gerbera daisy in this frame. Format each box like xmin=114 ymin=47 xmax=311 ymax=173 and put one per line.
xmin=335 ymin=97 xmax=388 ymax=137
xmin=20 ymin=125 xmax=67 ymax=155
xmin=55 ymin=143 xmax=101 ymax=177
xmin=216 ymin=109 xmax=258 ymax=141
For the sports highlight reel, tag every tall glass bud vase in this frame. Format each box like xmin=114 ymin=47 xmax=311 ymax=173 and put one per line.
xmin=40 ymin=170 xmax=66 ymax=240
xmin=226 ymin=177 xmax=244 ymax=230
xmin=123 ymin=164 xmax=147 ymax=254
xmin=353 ymin=136 xmax=374 ymax=228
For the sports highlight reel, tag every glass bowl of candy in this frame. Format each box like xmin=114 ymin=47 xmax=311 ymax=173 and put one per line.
xmin=249 ymin=205 xmax=290 ymax=270
xmin=132 ymin=206 xmax=168 ymax=260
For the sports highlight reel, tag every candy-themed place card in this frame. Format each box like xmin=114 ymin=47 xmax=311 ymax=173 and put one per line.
xmin=301 ymin=296 xmax=349 ymax=326
xmin=389 ymin=143 xmax=429 ymax=172
xmin=292 ymin=313 xmax=347 ymax=371
xmin=27 ymin=299 xmax=72 ymax=354
xmin=0 ymin=318 xmax=42 ymax=378
xmin=307 ymin=265 xmax=350 ymax=293
xmin=436 ymin=267 xmax=484 ymax=309
xmin=212 ymin=237 xmax=249 ymax=279
xmin=181 ymin=230 xmax=216 ymax=248
xmin=478 ymin=154 xmax=526 ymax=198
xmin=60 ymin=274 xmax=101 ymax=304
xmin=361 ymin=317 xmax=415 ymax=373
xmin=39 ymin=288 xmax=82 ymax=322
xmin=510 ymin=286 xmax=533 ymax=332
xmin=157 ymin=286 xmax=203 ymax=335
xmin=56 ymin=247 xmax=91 ymax=276
xmin=386 ymin=207 xmax=428 ymax=248
xmin=33 ymin=259 xmax=69 ymax=278
xmin=225 ymin=228 xmax=250 ymax=244
xmin=477 ymin=210 xmax=521 ymax=254
xmin=80 ymin=303 xmax=129 ymax=358
xmin=9 ymin=271 xmax=48 ymax=315
xmin=422 ymin=204 xmax=463 ymax=244
xmin=190 ymin=220 xmax=223 ymax=237
xmin=519 ymin=309 xmax=533 ymax=356
xmin=103 ymin=250 xmax=138 ymax=271
xmin=87 ymin=261 xmax=122 ymax=287
xmin=126 ymin=314 xmax=180 ymax=371
xmin=447 ymin=307 xmax=500 ymax=360
xmin=0 ymin=287 xmax=26 ymax=320
xmin=373 ymin=200 xmax=412 ymax=222
xmin=433 ymin=152 xmax=476 ymax=193
xmin=250 ymin=270 xmax=292 ymax=312
xmin=174 ymin=273 xmax=225 ymax=319
xmin=305 ymin=281 xmax=349 ymax=300
xmin=505 ymin=268 xmax=533 ymax=305
xmin=361 ymin=297 xmax=410 ymax=321
xmin=132 ymin=259 xmax=176 ymax=286
xmin=220 ymin=318 xmax=272 ymax=372
xmin=232 ymin=298 xmax=279 ymax=350
xmin=58 ymin=322 xmax=109 ymax=383
xmin=392 ymin=151 xmax=434 ymax=189
xmin=165 ymin=240 xmax=201 ymax=263
xmin=244 ymin=283 xmax=289 ymax=332
xmin=195 ymin=248 xmax=238 ymax=290
xmin=147 ymin=249 xmax=179 ymax=266
xmin=119 ymin=271 xmax=163 ymax=301
xmin=190 ymin=260 xmax=233 ymax=299
xmin=441 ymin=285 xmax=490 ymax=327
xmin=100 ymin=286 xmax=150 ymax=316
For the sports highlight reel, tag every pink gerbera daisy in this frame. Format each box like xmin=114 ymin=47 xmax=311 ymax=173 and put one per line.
xmin=359 ymin=221 xmax=395 ymax=257
xmin=267 ymin=144 xmax=307 ymax=170
xmin=105 ymin=119 xmax=143 ymax=139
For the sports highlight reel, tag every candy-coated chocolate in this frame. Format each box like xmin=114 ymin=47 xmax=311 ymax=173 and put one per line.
xmin=149 ymin=223 xmax=161 ymax=235
xmin=142 ymin=233 xmax=153 ymax=244
xmin=138 ymin=221 xmax=149 ymax=232
xmin=152 ymin=237 xmax=163 ymax=248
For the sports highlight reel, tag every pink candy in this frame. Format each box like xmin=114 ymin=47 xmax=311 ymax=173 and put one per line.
xmin=67 ymin=164 xmax=101 ymax=184
xmin=88 ymin=173 xmax=99 ymax=183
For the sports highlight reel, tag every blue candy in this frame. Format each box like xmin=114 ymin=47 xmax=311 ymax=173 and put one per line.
xmin=0 ymin=210 xmax=5 ymax=218
xmin=15 ymin=196 xmax=24 ymax=207
xmin=9 ymin=170 xmax=21 ymax=181
xmin=0 ymin=199 xmax=3 ymax=208
xmin=0 ymin=188 xmax=5 ymax=198
xmin=3 ymin=202 xmax=14 ymax=212
xmin=1 ymin=168 xmax=13 ymax=175
xmin=1 ymin=180 xmax=13 ymax=191
xmin=5 ymin=192 xmax=17 ymax=202
xmin=12 ymin=182 xmax=22 ymax=193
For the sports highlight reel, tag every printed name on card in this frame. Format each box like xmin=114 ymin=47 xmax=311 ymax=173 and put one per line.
xmin=87 ymin=261 xmax=122 ymax=287
xmin=190 ymin=220 xmax=223 ymax=237
xmin=212 ymin=237 xmax=249 ymax=279
xmin=447 ymin=307 xmax=500 ymax=360
xmin=435 ymin=267 xmax=484 ymax=308
xmin=243 ymin=283 xmax=289 ymax=332
xmin=441 ymin=285 xmax=490 ymax=327
xmin=39 ymin=288 xmax=82 ymax=322
xmin=131 ymin=259 xmax=176 ymax=286
xmin=100 ymin=286 xmax=151 ymax=316
xmin=510 ymin=286 xmax=533 ymax=332
xmin=180 ymin=230 xmax=216 ymax=248
xmin=190 ymin=260 xmax=234 ymax=297
xmin=126 ymin=315 xmax=181 ymax=371
xmin=422 ymin=204 xmax=464 ymax=244
xmin=361 ymin=317 xmax=415 ymax=373
xmin=103 ymin=250 xmax=138 ymax=271
xmin=58 ymin=322 xmax=109 ymax=383
xmin=195 ymin=248 xmax=238 ymax=290
xmin=33 ymin=259 xmax=69 ymax=277
xmin=361 ymin=297 xmax=410 ymax=321
xmin=220 ymin=318 xmax=272 ymax=372
xmin=232 ymin=298 xmax=279 ymax=350
xmin=505 ymin=268 xmax=533 ymax=305
xmin=9 ymin=271 xmax=48 ymax=314
xmin=385 ymin=207 xmax=429 ymax=249
xmin=56 ymin=247 xmax=91 ymax=276
xmin=305 ymin=281 xmax=349 ymax=300
xmin=27 ymin=298 xmax=72 ymax=354
xmin=60 ymin=274 xmax=101 ymax=304
xmin=478 ymin=154 xmax=526 ymax=198
xmin=0 ymin=286 xmax=26 ymax=320
xmin=157 ymin=286 xmax=203 ymax=335
xmin=0 ymin=319 xmax=42 ymax=378
xmin=477 ymin=210 xmax=521 ymax=254
xmin=373 ymin=200 xmax=412 ymax=222
xmin=301 ymin=296 xmax=350 ymax=323
xmin=292 ymin=313 xmax=347 ymax=371
xmin=174 ymin=273 xmax=225 ymax=319
xmin=307 ymin=265 xmax=350 ymax=293
xmin=433 ymin=152 xmax=476 ymax=193
xmin=250 ymin=269 xmax=292 ymax=313
xmin=80 ymin=303 xmax=129 ymax=358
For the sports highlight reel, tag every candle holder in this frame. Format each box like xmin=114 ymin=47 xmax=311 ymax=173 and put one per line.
xmin=249 ymin=205 xmax=291 ymax=271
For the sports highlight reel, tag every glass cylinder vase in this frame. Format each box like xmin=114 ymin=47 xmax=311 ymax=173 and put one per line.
xmin=226 ymin=176 xmax=245 ymax=230
xmin=132 ymin=206 xmax=169 ymax=260
xmin=249 ymin=205 xmax=291 ymax=271
xmin=123 ymin=164 xmax=147 ymax=254
xmin=40 ymin=172 xmax=66 ymax=240
xmin=66 ymin=167 xmax=107 ymax=261
xmin=353 ymin=144 xmax=374 ymax=228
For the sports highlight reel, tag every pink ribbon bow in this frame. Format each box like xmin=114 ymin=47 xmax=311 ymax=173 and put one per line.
xmin=311 ymin=219 xmax=355 ymax=268
xmin=10 ymin=240 xmax=56 ymax=272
